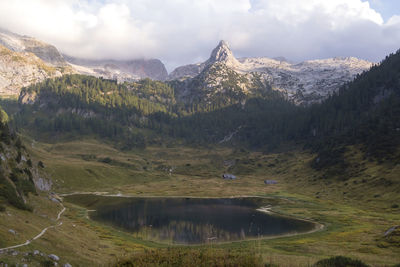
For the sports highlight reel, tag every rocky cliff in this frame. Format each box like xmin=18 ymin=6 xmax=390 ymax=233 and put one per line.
xmin=0 ymin=107 xmax=52 ymax=211
xmin=169 ymin=41 xmax=373 ymax=104
xmin=0 ymin=45 xmax=62 ymax=96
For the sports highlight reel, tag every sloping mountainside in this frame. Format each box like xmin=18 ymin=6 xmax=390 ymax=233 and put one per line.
xmin=16 ymin=75 xmax=177 ymax=149
xmin=0 ymin=28 xmax=67 ymax=67
xmin=169 ymin=41 xmax=372 ymax=104
xmin=64 ymin=55 xmax=168 ymax=82
xmin=0 ymin=106 xmax=51 ymax=211
xmin=0 ymin=45 xmax=62 ymax=96
xmin=170 ymin=63 xmax=279 ymax=109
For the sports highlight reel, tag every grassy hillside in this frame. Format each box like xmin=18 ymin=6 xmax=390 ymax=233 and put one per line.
xmin=0 ymin=138 xmax=398 ymax=266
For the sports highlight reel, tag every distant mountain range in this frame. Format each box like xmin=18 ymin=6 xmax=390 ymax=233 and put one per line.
xmin=169 ymin=40 xmax=373 ymax=104
xmin=0 ymin=28 xmax=372 ymax=104
xmin=0 ymin=28 xmax=168 ymax=96
xmin=63 ymin=55 xmax=168 ymax=82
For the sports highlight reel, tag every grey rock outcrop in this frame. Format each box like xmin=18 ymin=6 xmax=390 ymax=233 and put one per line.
xmin=168 ymin=40 xmax=238 ymax=80
xmin=34 ymin=177 xmax=52 ymax=192
xmin=8 ymin=229 xmax=16 ymax=235
xmin=48 ymin=254 xmax=60 ymax=261
xmin=205 ymin=40 xmax=240 ymax=68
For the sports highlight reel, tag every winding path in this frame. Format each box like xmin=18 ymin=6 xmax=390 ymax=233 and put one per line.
xmin=0 ymin=203 xmax=66 ymax=252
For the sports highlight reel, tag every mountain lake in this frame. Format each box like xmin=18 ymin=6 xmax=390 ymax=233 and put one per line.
xmin=64 ymin=195 xmax=320 ymax=245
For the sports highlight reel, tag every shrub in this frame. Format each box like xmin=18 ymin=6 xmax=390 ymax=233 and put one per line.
xmin=16 ymin=151 xmax=22 ymax=163
xmin=38 ymin=161 xmax=45 ymax=168
xmin=0 ymin=173 xmax=32 ymax=211
xmin=314 ymin=256 xmax=369 ymax=267
xmin=100 ymin=157 xmax=112 ymax=164
xmin=115 ymin=248 xmax=263 ymax=267
xmin=15 ymin=137 xmax=22 ymax=149
xmin=19 ymin=178 xmax=36 ymax=196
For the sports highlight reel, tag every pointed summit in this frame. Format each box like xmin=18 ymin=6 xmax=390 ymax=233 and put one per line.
xmin=168 ymin=40 xmax=242 ymax=80
xmin=206 ymin=40 xmax=240 ymax=67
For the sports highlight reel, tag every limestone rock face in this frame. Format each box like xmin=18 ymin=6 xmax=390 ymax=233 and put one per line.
xmin=205 ymin=40 xmax=240 ymax=68
xmin=0 ymin=45 xmax=62 ymax=96
xmin=169 ymin=40 xmax=373 ymax=105
xmin=238 ymin=56 xmax=373 ymax=104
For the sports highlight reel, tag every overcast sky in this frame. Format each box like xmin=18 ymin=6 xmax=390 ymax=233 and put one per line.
xmin=0 ymin=0 xmax=399 ymax=71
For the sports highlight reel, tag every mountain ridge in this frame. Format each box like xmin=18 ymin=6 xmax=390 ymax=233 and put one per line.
xmin=0 ymin=28 xmax=67 ymax=67
xmin=169 ymin=40 xmax=373 ymax=104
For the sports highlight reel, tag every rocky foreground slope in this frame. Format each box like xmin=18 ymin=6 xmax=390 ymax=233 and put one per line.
xmin=169 ymin=41 xmax=373 ymax=104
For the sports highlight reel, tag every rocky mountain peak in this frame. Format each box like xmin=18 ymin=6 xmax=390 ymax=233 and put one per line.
xmin=169 ymin=39 xmax=373 ymax=105
xmin=206 ymin=40 xmax=240 ymax=68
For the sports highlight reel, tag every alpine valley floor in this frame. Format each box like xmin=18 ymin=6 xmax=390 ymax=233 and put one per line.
xmin=0 ymin=138 xmax=399 ymax=266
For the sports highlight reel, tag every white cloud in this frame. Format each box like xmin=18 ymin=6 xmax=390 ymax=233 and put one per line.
xmin=387 ymin=15 xmax=400 ymax=25
xmin=0 ymin=0 xmax=399 ymax=71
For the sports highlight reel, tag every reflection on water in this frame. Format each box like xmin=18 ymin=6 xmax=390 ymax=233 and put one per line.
xmin=67 ymin=196 xmax=316 ymax=244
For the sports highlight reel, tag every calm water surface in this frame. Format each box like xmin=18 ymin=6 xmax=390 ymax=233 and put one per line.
xmin=65 ymin=195 xmax=317 ymax=244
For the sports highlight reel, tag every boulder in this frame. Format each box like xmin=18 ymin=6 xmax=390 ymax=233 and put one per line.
xmin=222 ymin=174 xmax=236 ymax=180
xmin=48 ymin=254 xmax=60 ymax=261
xmin=8 ymin=229 xmax=16 ymax=235
xmin=384 ymin=225 xmax=399 ymax=237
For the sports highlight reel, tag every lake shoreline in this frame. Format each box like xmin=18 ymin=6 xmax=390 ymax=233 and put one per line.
xmin=63 ymin=193 xmax=325 ymax=245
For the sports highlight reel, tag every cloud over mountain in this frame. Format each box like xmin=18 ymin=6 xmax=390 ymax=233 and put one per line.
xmin=0 ymin=0 xmax=399 ymax=70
